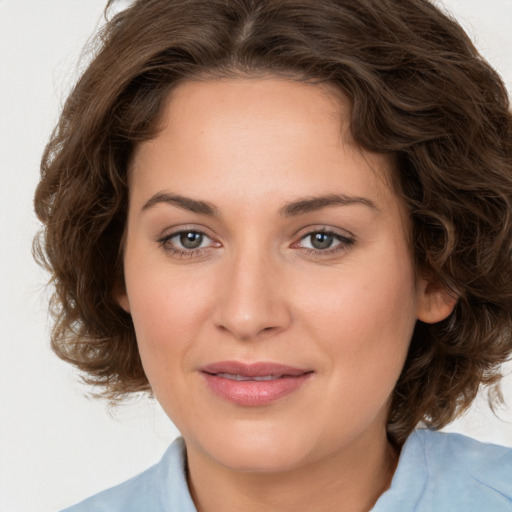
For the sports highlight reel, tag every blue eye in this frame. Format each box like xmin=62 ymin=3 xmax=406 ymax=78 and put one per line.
xmin=296 ymin=230 xmax=354 ymax=255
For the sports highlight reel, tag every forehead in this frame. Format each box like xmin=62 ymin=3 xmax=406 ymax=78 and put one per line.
xmin=129 ymin=77 xmax=399 ymax=215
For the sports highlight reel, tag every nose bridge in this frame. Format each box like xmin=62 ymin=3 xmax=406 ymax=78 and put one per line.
xmin=214 ymin=238 xmax=291 ymax=340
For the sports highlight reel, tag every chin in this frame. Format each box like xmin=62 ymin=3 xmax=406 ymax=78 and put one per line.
xmin=216 ymin=446 xmax=308 ymax=474
xmin=189 ymin=422 xmax=316 ymax=473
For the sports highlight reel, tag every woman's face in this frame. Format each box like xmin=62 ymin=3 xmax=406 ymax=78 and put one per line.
xmin=119 ymin=78 xmax=451 ymax=473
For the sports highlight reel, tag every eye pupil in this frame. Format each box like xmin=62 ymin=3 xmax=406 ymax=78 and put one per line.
xmin=180 ymin=232 xmax=203 ymax=249
xmin=311 ymin=232 xmax=333 ymax=249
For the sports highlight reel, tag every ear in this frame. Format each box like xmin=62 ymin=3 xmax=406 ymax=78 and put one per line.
xmin=116 ymin=291 xmax=131 ymax=314
xmin=113 ymin=276 xmax=131 ymax=314
xmin=113 ymin=252 xmax=131 ymax=313
xmin=416 ymin=276 xmax=457 ymax=324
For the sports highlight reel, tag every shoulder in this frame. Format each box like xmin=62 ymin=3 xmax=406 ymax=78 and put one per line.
xmin=414 ymin=429 xmax=512 ymax=496
xmin=374 ymin=429 xmax=512 ymax=512
xmin=60 ymin=437 xmax=196 ymax=512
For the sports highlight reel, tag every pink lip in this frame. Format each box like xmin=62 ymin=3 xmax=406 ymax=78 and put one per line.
xmin=200 ymin=361 xmax=313 ymax=406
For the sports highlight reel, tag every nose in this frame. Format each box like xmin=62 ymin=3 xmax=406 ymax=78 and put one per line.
xmin=213 ymin=249 xmax=293 ymax=341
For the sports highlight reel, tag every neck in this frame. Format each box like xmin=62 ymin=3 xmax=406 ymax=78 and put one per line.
xmin=185 ymin=428 xmax=398 ymax=512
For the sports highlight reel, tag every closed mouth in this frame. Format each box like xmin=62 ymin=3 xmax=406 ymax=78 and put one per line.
xmin=213 ymin=373 xmax=288 ymax=381
xmin=199 ymin=361 xmax=313 ymax=379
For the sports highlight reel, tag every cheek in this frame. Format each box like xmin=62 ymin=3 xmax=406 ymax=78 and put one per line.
xmin=298 ymin=249 xmax=418 ymax=380
xmin=123 ymin=254 xmax=216 ymax=371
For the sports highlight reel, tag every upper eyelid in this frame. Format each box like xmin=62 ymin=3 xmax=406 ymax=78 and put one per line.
xmin=156 ymin=225 xmax=355 ymax=247
xmin=294 ymin=232 xmax=353 ymax=248
xmin=158 ymin=225 xmax=215 ymax=240
xmin=299 ymin=231 xmax=351 ymax=241
xmin=293 ymin=225 xmax=355 ymax=241
xmin=157 ymin=229 xmax=210 ymax=250
xmin=166 ymin=230 xmax=211 ymax=241
xmin=158 ymin=230 xmax=218 ymax=256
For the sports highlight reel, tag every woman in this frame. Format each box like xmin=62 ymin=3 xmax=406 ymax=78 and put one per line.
xmin=34 ymin=0 xmax=512 ymax=510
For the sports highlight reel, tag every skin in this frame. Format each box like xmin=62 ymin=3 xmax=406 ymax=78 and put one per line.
xmin=118 ymin=77 xmax=455 ymax=512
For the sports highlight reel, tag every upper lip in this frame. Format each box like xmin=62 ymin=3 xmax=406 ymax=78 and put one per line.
xmin=200 ymin=361 xmax=312 ymax=377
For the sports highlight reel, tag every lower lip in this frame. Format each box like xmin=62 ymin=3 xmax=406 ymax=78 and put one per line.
xmin=202 ymin=373 xmax=312 ymax=406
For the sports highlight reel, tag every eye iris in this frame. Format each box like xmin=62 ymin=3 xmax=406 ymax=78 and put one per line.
xmin=180 ymin=232 xmax=203 ymax=249
xmin=311 ymin=232 xmax=333 ymax=250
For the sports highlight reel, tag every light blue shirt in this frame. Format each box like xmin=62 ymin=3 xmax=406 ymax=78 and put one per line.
xmin=62 ymin=430 xmax=512 ymax=511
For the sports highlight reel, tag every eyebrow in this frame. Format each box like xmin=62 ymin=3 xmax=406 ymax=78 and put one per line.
xmin=142 ymin=192 xmax=218 ymax=216
xmin=141 ymin=191 xmax=379 ymax=217
xmin=280 ymin=194 xmax=380 ymax=216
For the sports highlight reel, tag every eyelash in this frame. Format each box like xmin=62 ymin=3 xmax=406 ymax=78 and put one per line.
xmin=158 ymin=228 xmax=355 ymax=259
xmin=292 ymin=229 xmax=355 ymax=257
xmin=158 ymin=229 xmax=217 ymax=259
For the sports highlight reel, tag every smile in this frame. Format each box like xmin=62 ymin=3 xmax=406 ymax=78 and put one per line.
xmin=215 ymin=373 xmax=284 ymax=381
xmin=200 ymin=361 xmax=313 ymax=406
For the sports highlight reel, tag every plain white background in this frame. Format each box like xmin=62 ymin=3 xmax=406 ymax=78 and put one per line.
xmin=0 ymin=1 xmax=511 ymax=511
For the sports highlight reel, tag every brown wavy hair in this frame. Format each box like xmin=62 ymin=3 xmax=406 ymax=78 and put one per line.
xmin=34 ymin=0 xmax=512 ymax=443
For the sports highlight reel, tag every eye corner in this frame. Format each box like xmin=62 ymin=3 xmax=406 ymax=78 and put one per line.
xmin=291 ymin=227 xmax=356 ymax=257
xmin=157 ymin=227 xmax=221 ymax=259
